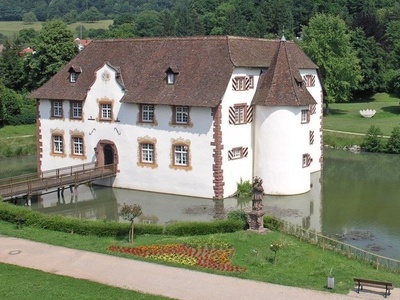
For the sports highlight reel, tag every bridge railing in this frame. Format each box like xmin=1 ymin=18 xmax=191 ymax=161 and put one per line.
xmin=0 ymin=162 xmax=97 ymax=186
xmin=0 ymin=163 xmax=117 ymax=199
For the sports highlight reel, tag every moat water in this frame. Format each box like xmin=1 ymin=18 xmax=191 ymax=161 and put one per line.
xmin=2 ymin=149 xmax=400 ymax=260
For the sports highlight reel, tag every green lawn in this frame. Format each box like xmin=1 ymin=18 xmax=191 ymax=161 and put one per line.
xmin=0 ymin=221 xmax=399 ymax=296
xmin=0 ymin=124 xmax=35 ymax=138
xmin=0 ymin=20 xmax=113 ymax=37
xmin=324 ymin=94 xmax=400 ymax=136
xmin=0 ymin=263 xmax=170 ymax=300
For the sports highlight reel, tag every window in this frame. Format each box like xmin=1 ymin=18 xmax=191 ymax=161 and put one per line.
xmin=301 ymin=109 xmax=310 ymax=124
xmin=71 ymin=101 xmax=82 ymax=119
xmin=141 ymin=143 xmax=154 ymax=163
xmin=72 ymin=137 xmax=84 ymax=155
xmin=70 ymin=72 xmax=77 ymax=83
xmin=140 ymin=105 xmax=154 ymax=123
xmin=302 ymin=153 xmax=312 ymax=168
xmin=309 ymin=130 xmax=314 ymax=145
xmin=174 ymin=145 xmax=188 ymax=166
xmin=52 ymin=101 xmax=63 ymax=118
xmin=234 ymin=105 xmax=246 ymax=124
xmin=52 ymin=135 xmax=63 ymax=154
xmin=167 ymin=72 xmax=176 ymax=84
xmin=232 ymin=76 xmax=253 ymax=91
xmin=175 ymin=106 xmax=189 ymax=124
xmin=100 ymin=103 xmax=112 ymax=120
xmin=228 ymin=147 xmax=248 ymax=160
xmin=303 ymin=74 xmax=315 ymax=87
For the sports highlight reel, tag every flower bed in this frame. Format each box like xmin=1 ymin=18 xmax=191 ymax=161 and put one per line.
xmin=108 ymin=242 xmax=246 ymax=272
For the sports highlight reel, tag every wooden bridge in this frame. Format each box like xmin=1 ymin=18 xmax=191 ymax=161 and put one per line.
xmin=0 ymin=163 xmax=117 ymax=201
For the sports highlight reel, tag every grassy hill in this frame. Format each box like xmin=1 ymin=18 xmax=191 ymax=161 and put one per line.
xmin=0 ymin=20 xmax=113 ymax=37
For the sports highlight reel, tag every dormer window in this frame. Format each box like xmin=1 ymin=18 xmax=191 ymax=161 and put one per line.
xmin=166 ymin=67 xmax=178 ymax=85
xmin=68 ymin=65 xmax=82 ymax=83
xmin=70 ymin=72 xmax=77 ymax=83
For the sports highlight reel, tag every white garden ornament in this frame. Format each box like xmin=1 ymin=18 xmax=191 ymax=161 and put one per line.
xmin=359 ymin=109 xmax=376 ymax=118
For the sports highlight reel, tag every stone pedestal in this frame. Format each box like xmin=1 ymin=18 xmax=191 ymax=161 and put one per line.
xmin=247 ymin=200 xmax=267 ymax=233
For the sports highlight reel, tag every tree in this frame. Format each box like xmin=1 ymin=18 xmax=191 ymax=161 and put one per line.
xmin=135 ymin=10 xmax=163 ymax=37
xmin=300 ymin=14 xmax=362 ymax=109
xmin=362 ymin=125 xmax=385 ymax=153
xmin=24 ymin=19 xmax=78 ymax=91
xmin=0 ymin=82 xmax=23 ymax=125
xmin=80 ymin=7 xmax=102 ymax=23
xmin=158 ymin=9 xmax=176 ymax=36
xmin=0 ymin=37 xmax=25 ymax=91
xmin=22 ymin=12 xmax=38 ymax=24
xmin=118 ymin=203 xmax=142 ymax=243
xmin=386 ymin=126 xmax=400 ymax=154
xmin=351 ymin=28 xmax=386 ymax=95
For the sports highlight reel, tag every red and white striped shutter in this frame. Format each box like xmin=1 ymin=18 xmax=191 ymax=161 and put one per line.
xmin=246 ymin=105 xmax=253 ymax=123
xmin=245 ymin=76 xmax=251 ymax=90
xmin=242 ymin=147 xmax=248 ymax=157
xmin=232 ymin=78 xmax=238 ymax=90
xmin=229 ymin=107 xmax=236 ymax=124
xmin=309 ymin=104 xmax=316 ymax=115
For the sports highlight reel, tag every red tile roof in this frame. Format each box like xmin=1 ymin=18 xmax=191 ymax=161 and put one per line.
xmin=31 ymin=36 xmax=318 ymax=108
xmin=253 ymin=39 xmax=317 ymax=106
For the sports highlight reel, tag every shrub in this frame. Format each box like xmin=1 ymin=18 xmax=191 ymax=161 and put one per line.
xmin=227 ymin=210 xmax=248 ymax=229
xmin=386 ymin=126 xmax=400 ymax=154
xmin=165 ymin=219 xmax=244 ymax=236
xmin=236 ymin=179 xmax=252 ymax=197
xmin=264 ymin=216 xmax=282 ymax=230
xmin=362 ymin=125 xmax=385 ymax=152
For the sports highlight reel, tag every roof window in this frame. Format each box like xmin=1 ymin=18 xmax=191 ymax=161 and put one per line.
xmin=166 ymin=67 xmax=178 ymax=85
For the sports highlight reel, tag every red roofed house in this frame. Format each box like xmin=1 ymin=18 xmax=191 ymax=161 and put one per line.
xmin=31 ymin=36 xmax=324 ymax=199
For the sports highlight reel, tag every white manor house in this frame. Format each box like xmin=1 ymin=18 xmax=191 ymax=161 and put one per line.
xmin=31 ymin=36 xmax=324 ymax=199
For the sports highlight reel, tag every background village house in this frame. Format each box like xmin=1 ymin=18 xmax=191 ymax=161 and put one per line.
xmin=31 ymin=36 xmax=324 ymax=199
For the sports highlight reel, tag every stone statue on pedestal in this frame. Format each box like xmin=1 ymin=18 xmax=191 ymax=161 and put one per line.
xmin=247 ymin=176 xmax=268 ymax=233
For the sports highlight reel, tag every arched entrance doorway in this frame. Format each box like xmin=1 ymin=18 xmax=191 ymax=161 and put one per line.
xmin=95 ymin=140 xmax=118 ymax=168
xmin=103 ymin=144 xmax=114 ymax=165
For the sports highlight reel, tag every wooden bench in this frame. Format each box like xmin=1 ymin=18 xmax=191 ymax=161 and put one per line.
xmin=354 ymin=278 xmax=394 ymax=298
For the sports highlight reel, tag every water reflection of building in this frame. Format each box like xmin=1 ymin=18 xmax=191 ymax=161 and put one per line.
xmin=29 ymin=172 xmax=322 ymax=230
xmin=262 ymin=171 xmax=322 ymax=232
xmin=31 ymin=185 xmax=119 ymax=220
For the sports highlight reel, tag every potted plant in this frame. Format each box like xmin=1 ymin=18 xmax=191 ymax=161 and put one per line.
xmin=327 ymin=267 xmax=334 ymax=289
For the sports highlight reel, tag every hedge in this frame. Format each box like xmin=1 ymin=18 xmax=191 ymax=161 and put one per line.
xmin=0 ymin=202 xmax=246 ymax=237
xmin=0 ymin=202 xmax=163 ymax=236
xmin=164 ymin=219 xmax=245 ymax=236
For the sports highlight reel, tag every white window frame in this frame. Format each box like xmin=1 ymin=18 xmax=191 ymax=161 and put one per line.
xmin=301 ymin=109 xmax=310 ymax=124
xmin=234 ymin=105 xmax=246 ymax=124
xmin=72 ymin=136 xmax=84 ymax=155
xmin=141 ymin=143 xmax=154 ymax=163
xmin=71 ymin=101 xmax=82 ymax=119
xmin=167 ymin=72 xmax=175 ymax=84
xmin=302 ymin=153 xmax=312 ymax=168
xmin=141 ymin=105 xmax=154 ymax=123
xmin=231 ymin=147 xmax=242 ymax=159
xmin=70 ymin=72 xmax=77 ymax=83
xmin=174 ymin=145 xmax=188 ymax=166
xmin=53 ymin=135 xmax=63 ymax=154
xmin=175 ymin=106 xmax=189 ymax=124
xmin=101 ymin=103 xmax=112 ymax=120
xmin=53 ymin=101 xmax=63 ymax=118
